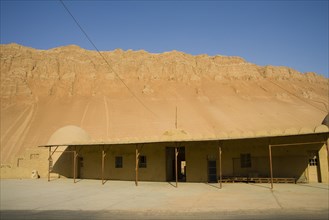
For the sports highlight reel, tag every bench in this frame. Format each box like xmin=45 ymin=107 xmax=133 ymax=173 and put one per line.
xmin=220 ymin=176 xmax=296 ymax=184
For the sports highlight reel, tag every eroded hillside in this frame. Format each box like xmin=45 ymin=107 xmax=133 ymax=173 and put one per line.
xmin=0 ymin=44 xmax=328 ymax=163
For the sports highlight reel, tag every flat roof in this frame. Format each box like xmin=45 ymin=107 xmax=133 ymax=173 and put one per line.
xmin=39 ymin=127 xmax=329 ymax=147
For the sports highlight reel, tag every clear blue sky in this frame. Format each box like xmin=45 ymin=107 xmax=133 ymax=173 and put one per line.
xmin=1 ymin=0 xmax=328 ymax=77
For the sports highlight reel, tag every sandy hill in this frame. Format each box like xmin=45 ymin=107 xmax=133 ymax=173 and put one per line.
xmin=0 ymin=43 xmax=328 ymax=164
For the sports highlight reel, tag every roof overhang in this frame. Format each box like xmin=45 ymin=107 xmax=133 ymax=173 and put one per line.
xmin=39 ymin=125 xmax=329 ymax=147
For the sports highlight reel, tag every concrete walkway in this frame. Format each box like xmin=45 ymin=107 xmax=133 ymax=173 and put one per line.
xmin=1 ymin=179 xmax=328 ymax=219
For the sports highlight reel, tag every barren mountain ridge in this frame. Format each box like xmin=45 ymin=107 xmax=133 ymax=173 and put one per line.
xmin=0 ymin=43 xmax=328 ymax=164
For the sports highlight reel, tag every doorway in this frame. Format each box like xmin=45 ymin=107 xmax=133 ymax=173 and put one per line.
xmin=166 ymin=147 xmax=186 ymax=182
xmin=308 ymin=151 xmax=319 ymax=183
xmin=208 ymin=160 xmax=217 ymax=183
xmin=77 ymin=156 xmax=84 ymax=179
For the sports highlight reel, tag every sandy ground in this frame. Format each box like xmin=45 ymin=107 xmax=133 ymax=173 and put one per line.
xmin=0 ymin=179 xmax=328 ymax=219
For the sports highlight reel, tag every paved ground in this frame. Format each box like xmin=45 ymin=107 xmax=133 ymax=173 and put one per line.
xmin=0 ymin=179 xmax=328 ymax=219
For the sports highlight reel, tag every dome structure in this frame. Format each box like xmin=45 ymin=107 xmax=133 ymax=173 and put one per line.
xmin=47 ymin=125 xmax=91 ymax=145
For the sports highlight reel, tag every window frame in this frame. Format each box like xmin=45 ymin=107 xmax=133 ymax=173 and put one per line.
xmin=139 ymin=155 xmax=147 ymax=168
xmin=309 ymin=158 xmax=318 ymax=166
xmin=240 ymin=153 xmax=251 ymax=168
xmin=115 ymin=156 xmax=123 ymax=168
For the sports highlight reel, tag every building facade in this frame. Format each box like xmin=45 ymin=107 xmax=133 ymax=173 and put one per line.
xmin=48 ymin=131 xmax=328 ymax=184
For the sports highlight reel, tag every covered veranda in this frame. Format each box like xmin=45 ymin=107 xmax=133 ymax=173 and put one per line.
xmin=39 ymin=125 xmax=329 ymax=189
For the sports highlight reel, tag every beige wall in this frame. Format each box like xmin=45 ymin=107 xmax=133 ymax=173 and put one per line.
xmin=51 ymin=144 xmax=167 ymax=181
xmin=102 ymin=144 xmax=166 ymax=181
xmin=185 ymin=141 xmax=216 ymax=182
xmin=318 ymin=143 xmax=329 ymax=183
xmin=0 ymin=147 xmax=49 ymax=179
xmin=186 ymin=135 xmax=328 ymax=183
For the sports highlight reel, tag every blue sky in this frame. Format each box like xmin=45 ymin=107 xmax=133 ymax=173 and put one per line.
xmin=1 ymin=0 xmax=328 ymax=77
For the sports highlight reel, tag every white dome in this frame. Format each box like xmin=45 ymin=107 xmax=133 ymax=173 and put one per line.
xmin=47 ymin=125 xmax=91 ymax=145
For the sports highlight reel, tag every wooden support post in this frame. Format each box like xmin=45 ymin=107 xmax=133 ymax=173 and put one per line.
xmin=73 ymin=149 xmax=77 ymax=183
xmin=48 ymin=147 xmax=51 ymax=182
xmin=219 ymin=145 xmax=222 ymax=189
xmin=102 ymin=146 xmax=106 ymax=185
xmin=175 ymin=145 xmax=178 ymax=188
xmin=269 ymin=144 xmax=273 ymax=189
xmin=325 ymin=139 xmax=329 ymax=157
xmin=135 ymin=145 xmax=139 ymax=186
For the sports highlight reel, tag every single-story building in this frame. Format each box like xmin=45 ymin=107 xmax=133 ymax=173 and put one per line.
xmin=40 ymin=118 xmax=329 ymax=188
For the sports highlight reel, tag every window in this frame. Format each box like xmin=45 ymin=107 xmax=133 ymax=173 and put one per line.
xmin=30 ymin=154 xmax=39 ymax=159
xmin=115 ymin=156 xmax=123 ymax=168
xmin=240 ymin=154 xmax=251 ymax=168
xmin=309 ymin=158 xmax=318 ymax=166
xmin=17 ymin=158 xmax=23 ymax=167
xmin=308 ymin=152 xmax=318 ymax=166
xmin=139 ymin=155 xmax=147 ymax=168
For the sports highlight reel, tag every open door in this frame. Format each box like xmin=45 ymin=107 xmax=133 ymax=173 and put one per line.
xmin=166 ymin=147 xmax=186 ymax=182
xmin=308 ymin=151 xmax=319 ymax=183
xmin=76 ymin=156 xmax=83 ymax=179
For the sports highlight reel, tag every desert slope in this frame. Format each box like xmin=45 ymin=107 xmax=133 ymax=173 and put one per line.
xmin=0 ymin=43 xmax=328 ymax=163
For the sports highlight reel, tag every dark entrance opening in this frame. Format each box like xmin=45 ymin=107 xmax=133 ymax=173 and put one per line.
xmin=208 ymin=160 xmax=217 ymax=183
xmin=77 ymin=156 xmax=83 ymax=179
xmin=166 ymin=147 xmax=186 ymax=182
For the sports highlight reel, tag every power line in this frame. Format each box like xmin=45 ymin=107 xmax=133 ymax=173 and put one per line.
xmin=265 ymin=78 xmax=328 ymax=113
xmin=59 ymin=0 xmax=157 ymax=117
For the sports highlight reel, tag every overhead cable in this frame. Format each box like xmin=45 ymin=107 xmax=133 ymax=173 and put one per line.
xmin=59 ymin=0 xmax=157 ymax=117
xmin=266 ymin=78 xmax=328 ymax=113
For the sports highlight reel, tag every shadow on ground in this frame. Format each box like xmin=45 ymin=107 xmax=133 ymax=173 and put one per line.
xmin=1 ymin=209 xmax=328 ymax=220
